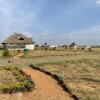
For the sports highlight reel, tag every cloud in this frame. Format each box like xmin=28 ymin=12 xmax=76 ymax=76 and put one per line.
xmin=96 ymin=0 xmax=100 ymax=4
xmin=77 ymin=25 xmax=100 ymax=35
xmin=67 ymin=25 xmax=100 ymax=44
xmin=0 ymin=0 xmax=100 ymax=45
xmin=70 ymin=25 xmax=100 ymax=41
xmin=0 ymin=0 xmax=48 ymax=34
xmin=38 ymin=25 xmax=100 ymax=45
xmin=22 ymin=32 xmax=32 ymax=38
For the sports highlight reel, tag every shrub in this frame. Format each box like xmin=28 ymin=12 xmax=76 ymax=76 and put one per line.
xmin=0 ymin=66 xmax=35 ymax=93
xmin=2 ymin=50 xmax=11 ymax=57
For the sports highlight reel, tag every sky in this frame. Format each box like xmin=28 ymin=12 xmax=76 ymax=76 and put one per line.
xmin=0 ymin=0 xmax=100 ymax=45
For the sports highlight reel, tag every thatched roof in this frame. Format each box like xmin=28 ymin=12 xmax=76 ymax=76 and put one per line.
xmin=2 ymin=33 xmax=34 ymax=44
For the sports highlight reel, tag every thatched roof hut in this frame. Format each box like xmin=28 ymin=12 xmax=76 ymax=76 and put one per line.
xmin=2 ymin=33 xmax=35 ymax=50
xmin=2 ymin=33 xmax=34 ymax=44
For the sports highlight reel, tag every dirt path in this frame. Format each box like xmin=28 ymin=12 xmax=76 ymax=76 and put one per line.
xmin=12 ymin=52 xmax=25 ymax=59
xmin=0 ymin=67 xmax=73 ymax=100
xmin=22 ymin=67 xmax=73 ymax=100
xmin=0 ymin=53 xmax=74 ymax=100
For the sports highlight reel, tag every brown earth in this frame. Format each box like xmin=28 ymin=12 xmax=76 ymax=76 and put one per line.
xmin=0 ymin=52 xmax=74 ymax=100
xmin=12 ymin=52 xmax=25 ymax=59
xmin=0 ymin=67 xmax=73 ymax=100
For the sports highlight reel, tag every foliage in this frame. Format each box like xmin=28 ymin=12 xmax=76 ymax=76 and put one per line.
xmin=2 ymin=50 xmax=11 ymax=57
xmin=0 ymin=66 xmax=34 ymax=93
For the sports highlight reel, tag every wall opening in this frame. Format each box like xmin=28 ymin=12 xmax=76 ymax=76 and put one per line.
xmin=19 ymin=37 xmax=24 ymax=40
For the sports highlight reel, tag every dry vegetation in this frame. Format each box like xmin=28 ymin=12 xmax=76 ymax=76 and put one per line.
xmin=0 ymin=50 xmax=21 ymax=57
xmin=0 ymin=48 xmax=100 ymax=99
xmin=23 ymin=49 xmax=85 ymax=58
xmin=0 ymin=66 xmax=34 ymax=93
xmin=27 ymin=48 xmax=100 ymax=100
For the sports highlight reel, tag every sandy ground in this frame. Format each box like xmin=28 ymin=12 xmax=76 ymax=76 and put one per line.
xmin=0 ymin=53 xmax=73 ymax=100
xmin=0 ymin=67 xmax=73 ymax=100
xmin=12 ymin=52 xmax=25 ymax=59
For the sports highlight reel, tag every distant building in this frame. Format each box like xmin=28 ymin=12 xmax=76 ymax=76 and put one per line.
xmin=85 ymin=46 xmax=92 ymax=51
xmin=49 ymin=45 xmax=58 ymax=49
xmin=61 ymin=45 xmax=68 ymax=49
xmin=42 ymin=42 xmax=49 ymax=50
xmin=69 ymin=42 xmax=78 ymax=49
xmin=2 ymin=33 xmax=35 ymax=50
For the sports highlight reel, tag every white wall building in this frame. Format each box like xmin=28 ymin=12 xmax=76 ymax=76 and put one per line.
xmin=2 ymin=33 xmax=35 ymax=50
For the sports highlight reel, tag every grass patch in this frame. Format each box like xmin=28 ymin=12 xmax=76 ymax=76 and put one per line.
xmin=22 ymin=50 xmax=87 ymax=58
xmin=2 ymin=50 xmax=12 ymax=57
xmin=34 ymin=58 xmax=100 ymax=100
xmin=0 ymin=50 xmax=21 ymax=58
xmin=0 ymin=66 xmax=34 ymax=93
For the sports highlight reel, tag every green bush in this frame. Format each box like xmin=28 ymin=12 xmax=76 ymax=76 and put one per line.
xmin=2 ymin=50 xmax=11 ymax=57
xmin=0 ymin=81 xmax=34 ymax=93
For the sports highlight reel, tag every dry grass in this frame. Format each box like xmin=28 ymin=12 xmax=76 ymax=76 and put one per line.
xmin=0 ymin=66 xmax=34 ymax=93
xmin=0 ymin=48 xmax=100 ymax=99
xmin=35 ymin=59 xmax=100 ymax=100
xmin=0 ymin=69 xmax=17 ymax=85
xmin=23 ymin=49 xmax=85 ymax=58
xmin=28 ymin=49 xmax=100 ymax=100
xmin=0 ymin=50 xmax=21 ymax=57
xmin=0 ymin=50 xmax=3 ymax=57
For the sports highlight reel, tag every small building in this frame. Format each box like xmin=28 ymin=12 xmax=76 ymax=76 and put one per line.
xmin=48 ymin=45 xmax=58 ymax=50
xmin=85 ymin=46 xmax=92 ymax=51
xmin=2 ymin=33 xmax=35 ymax=50
xmin=49 ymin=45 xmax=57 ymax=48
xmin=41 ymin=42 xmax=49 ymax=50
xmin=69 ymin=42 xmax=78 ymax=49
xmin=61 ymin=45 xmax=68 ymax=49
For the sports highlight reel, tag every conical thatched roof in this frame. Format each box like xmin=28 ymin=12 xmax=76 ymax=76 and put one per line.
xmin=2 ymin=33 xmax=34 ymax=44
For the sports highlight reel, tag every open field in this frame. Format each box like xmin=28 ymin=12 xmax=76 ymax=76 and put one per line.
xmin=23 ymin=48 xmax=100 ymax=58
xmin=34 ymin=59 xmax=100 ymax=100
xmin=24 ymin=49 xmax=100 ymax=100
xmin=23 ymin=49 xmax=87 ymax=58
xmin=0 ymin=49 xmax=100 ymax=99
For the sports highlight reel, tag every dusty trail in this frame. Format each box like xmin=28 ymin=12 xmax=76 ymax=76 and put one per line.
xmin=12 ymin=52 xmax=25 ymax=59
xmin=0 ymin=67 xmax=73 ymax=100
xmin=0 ymin=53 xmax=74 ymax=100
xmin=22 ymin=67 xmax=73 ymax=100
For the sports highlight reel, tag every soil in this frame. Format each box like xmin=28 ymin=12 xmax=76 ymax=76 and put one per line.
xmin=12 ymin=52 xmax=25 ymax=59
xmin=0 ymin=53 xmax=74 ymax=100
xmin=0 ymin=67 xmax=73 ymax=100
